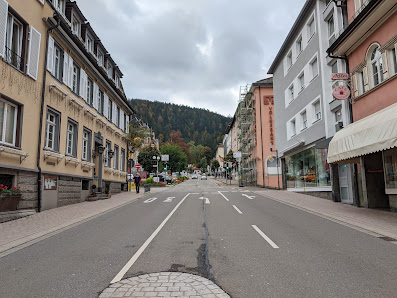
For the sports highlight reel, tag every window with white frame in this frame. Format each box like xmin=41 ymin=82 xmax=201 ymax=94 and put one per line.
xmin=86 ymin=33 xmax=94 ymax=54
xmin=107 ymin=99 xmax=112 ymax=120
xmin=296 ymin=35 xmax=303 ymax=56
xmin=66 ymin=119 xmax=78 ymax=157
xmin=289 ymin=84 xmax=294 ymax=103
xmin=97 ymin=50 xmax=104 ymax=67
xmin=113 ymin=145 xmax=119 ymax=170
xmin=357 ymin=71 xmax=365 ymax=95
xmin=53 ymin=43 xmax=63 ymax=81
xmin=310 ymin=57 xmax=318 ymax=79
xmin=287 ymin=51 xmax=293 ymax=69
xmin=50 ymin=0 xmax=65 ymax=14
xmin=98 ymin=89 xmax=104 ymax=114
xmin=82 ymin=128 xmax=91 ymax=161
xmin=301 ymin=110 xmax=307 ymax=130
xmin=107 ymin=62 xmax=113 ymax=79
xmin=71 ymin=13 xmax=81 ymax=36
xmin=389 ymin=47 xmax=397 ymax=76
xmin=105 ymin=140 xmax=111 ymax=167
xmin=298 ymin=72 xmax=305 ymax=91
xmin=115 ymin=74 xmax=120 ymax=88
xmin=117 ymin=106 xmax=120 ymax=128
xmin=313 ymin=100 xmax=321 ymax=121
xmin=72 ymin=63 xmax=80 ymax=94
xmin=370 ymin=46 xmax=384 ymax=87
xmin=334 ymin=109 xmax=343 ymax=132
xmin=87 ymin=77 xmax=93 ymax=105
xmin=307 ymin=17 xmax=315 ymax=39
xmin=121 ymin=149 xmax=125 ymax=172
xmin=45 ymin=108 xmax=60 ymax=151
xmin=291 ymin=119 xmax=296 ymax=137
xmin=5 ymin=12 xmax=25 ymax=71
xmin=0 ymin=98 xmax=19 ymax=146
xmin=327 ymin=15 xmax=335 ymax=44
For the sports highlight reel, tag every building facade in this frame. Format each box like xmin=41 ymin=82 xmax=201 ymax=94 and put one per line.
xmin=327 ymin=0 xmax=397 ymax=212
xmin=268 ymin=0 xmax=352 ymax=200
xmin=0 ymin=0 xmax=133 ymax=212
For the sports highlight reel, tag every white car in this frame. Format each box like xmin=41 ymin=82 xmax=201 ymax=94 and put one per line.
xmin=191 ymin=174 xmax=198 ymax=179
xmin=201 ymin=175 xmax=207 ymax=180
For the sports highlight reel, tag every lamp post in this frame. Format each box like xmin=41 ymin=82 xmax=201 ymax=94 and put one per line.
xmin=152 ymin=156 xmax=160 ymax=180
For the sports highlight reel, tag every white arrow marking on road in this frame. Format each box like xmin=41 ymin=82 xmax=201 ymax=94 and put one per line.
xmin=218 ymin=191 xmax=229 ymax=201
xmin=163 ymin=197 xmax=175 ymax=203
xmin=242 ymin=194 xmax=255 ymax=200
xmin=199 ymin=197 xmax=210 ymax=204
xmin=144 ymin=198 xmax=157 ymax=203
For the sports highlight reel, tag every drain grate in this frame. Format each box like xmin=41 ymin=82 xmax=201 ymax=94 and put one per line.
xmin=378 ymin=236 xmax=397 ymax=242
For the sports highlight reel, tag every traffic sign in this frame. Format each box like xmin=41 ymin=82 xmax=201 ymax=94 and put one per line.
xmin=136 ymin=164 xmax=141 ymax=169
xmin=233 ymin=152 xmax=242 ymax=159
xmin=161 ymin=155 xmax=169 ymax=161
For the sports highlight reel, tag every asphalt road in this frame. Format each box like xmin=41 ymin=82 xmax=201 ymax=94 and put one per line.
xmin=1 ymin=178 xmax=397 ymax=297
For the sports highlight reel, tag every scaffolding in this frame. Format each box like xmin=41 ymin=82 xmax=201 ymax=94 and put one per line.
xmin=237 ymin=84 xmax=256 ymax=186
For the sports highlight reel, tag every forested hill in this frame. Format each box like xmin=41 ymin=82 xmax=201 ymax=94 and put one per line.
xmin=129 ymin=99 xmax=231 ymax=154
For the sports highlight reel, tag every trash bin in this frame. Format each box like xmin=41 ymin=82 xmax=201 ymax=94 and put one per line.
xmin=239 ymin=176 xmax=244 ymax=187
xmin=144 ymin=184 xmax=151 ymax=192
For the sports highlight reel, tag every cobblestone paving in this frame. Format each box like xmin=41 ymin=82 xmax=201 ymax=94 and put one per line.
xmin=99 ymin=272 xmax=230 ymax=298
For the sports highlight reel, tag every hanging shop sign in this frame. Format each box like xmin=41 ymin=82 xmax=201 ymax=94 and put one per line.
xmin=332 ymin=85 xmax=351 ymax=100
xmin=331 ymin=73 xmax=349 ymax=80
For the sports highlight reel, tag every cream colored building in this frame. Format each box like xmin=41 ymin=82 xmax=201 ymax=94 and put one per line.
xmin=0 ymin=0 xmax=133 ymax=211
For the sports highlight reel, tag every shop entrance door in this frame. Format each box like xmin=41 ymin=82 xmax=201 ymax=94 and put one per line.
xmin=339 ymin=164 xmax=353 ymax=204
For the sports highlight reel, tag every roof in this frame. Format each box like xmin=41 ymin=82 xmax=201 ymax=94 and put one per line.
xmin=267 ymin=0 xmax=314 ymax=74
xmin=252 ymin=77 xmax=273 ymax=87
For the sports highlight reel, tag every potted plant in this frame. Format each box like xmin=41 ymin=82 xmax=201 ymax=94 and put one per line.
xmin=0 ymin=184 xmax=22 ymax=212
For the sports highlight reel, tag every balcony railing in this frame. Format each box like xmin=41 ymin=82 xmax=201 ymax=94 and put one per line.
xmin=4 ymin=46 xmax=24 ymax=71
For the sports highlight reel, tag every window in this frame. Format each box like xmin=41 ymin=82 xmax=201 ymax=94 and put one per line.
xmin=53 ymin=44 xmax=63 ymax=81
xmin=327 ymin=15 xmax=335 ymax=41
xmin=370 ymin=46 xmax=384 ymax=87
xmin=66 ymin=119 xmax=78 ymax=157
xmin=390 ymin=48 xmax=397 ymax=75
xmin=301 ymin=111 xmax=307 ymax=130
xmin=289 ymin=84 xmax=294 ymax=103
xmin=98 ymin=89 xmax=104 ymax=114
xmin=296 ymin=36 xmax=303 ymax=55
xmin=298 ymin=73 xmax=305 ymax=90
xmin=331 ymin=61 xmax=338 ymax=74
xmin=124 ymin=114 xmax=127 ymax=132
xmin=117 ymin=106 xmax=120 ymax=127
xmin=82 ymin=128 xmax=91 ymax=161
xmin=307 ymin=17 xmax=315 ymax=39
xmin=113 ymin=145 xmax=119 ymax=170
xmin=107 ymin=62 xmax=113 ymax=79
xmin=107 ymin=99 xmax=112 ymax=120
xmin=121 ymin=149 xmax=125 ymax=172
xmin=86 ymin=33 xmax=94 ymax=53
xmin=105 ymin=140 xmax=111 ymax=167
xmin=310 ymin=57 xmax=318 ymax=79
xmin=287 ymin=51 xmax=293 ymax=69
xmin=72 ymin=63 xmax=80 ymax=94
xmin=291 ymin=119 xmax=296 ymax=137
xmin=5 ymin=12 xmax=25 ymax=71
xmin=357 ymin=71 xmax=365 ymax=95
xmin=97 ymin=50 xmax=104 ymax=67
xmin=0 ymin=99 xmax=18 ymax=146
xmin=115 ymin=74 xmax=120 ymax=88
xmin=335 ymin=109 xmax=343 ymax=132
xmin=71 ymin=14 xmax=81 ymax=36
xmin=45 ymin=109 xmax=60 ymax=151
xmin=53 ymin=0 xmax=65 ymax=14
xmin=87 ymin=77 xmax=93 ymax=105
xmin=314 ymin=101 xmax=321 ymax=121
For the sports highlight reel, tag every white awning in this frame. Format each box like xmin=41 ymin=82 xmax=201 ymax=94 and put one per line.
xmin=327 ymin=102 xmax=397 ymax=163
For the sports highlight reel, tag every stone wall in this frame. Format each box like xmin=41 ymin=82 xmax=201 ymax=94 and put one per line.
xmin=109 ymin=182 xmax=121 ymax=194
xmin=18 ymin=172 xmax=38 ymax=210
xmin=297 ymin=191 xmax=332 ymax=201
xmin=58 ymin=176 xmax=81 ymax=207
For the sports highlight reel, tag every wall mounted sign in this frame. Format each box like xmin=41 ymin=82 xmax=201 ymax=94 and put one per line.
xmin=332 ymin=85 xmax=351 ymax=100
xmin=44 ymin=175 xmax=57 ymax=190
xmin=331 ymin=73 xmax=349 ymax=80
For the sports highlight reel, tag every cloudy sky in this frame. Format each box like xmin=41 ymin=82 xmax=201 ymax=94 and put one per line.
xmin=76 ymin=0 xmax=306 ymax=117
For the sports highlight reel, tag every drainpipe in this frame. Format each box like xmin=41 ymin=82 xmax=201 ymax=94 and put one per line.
xmin=258 ymin=86 xmax=266 ymax=188
xmin=37 ymin=14 xmax=60 ymax=212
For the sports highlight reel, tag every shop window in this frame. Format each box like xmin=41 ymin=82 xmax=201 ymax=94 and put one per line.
xmin=0 ymin=174 xmax=13 ymax=189
xmin=384 ymin=148 xmax=397 ymax=189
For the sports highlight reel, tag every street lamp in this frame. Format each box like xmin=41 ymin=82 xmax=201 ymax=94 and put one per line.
xmin=152 ymin=156 xmax=160 ymax=178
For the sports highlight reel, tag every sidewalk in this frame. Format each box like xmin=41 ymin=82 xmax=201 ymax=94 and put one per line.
xmin=212 ymin=178 xmax=397 ymax=241
xmin=0 ymin=188 xmax=167 ymax=257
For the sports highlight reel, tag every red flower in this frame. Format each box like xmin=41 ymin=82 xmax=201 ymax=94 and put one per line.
xmin=12 ymin=187 xmax=16 ymax=190
xmin=18 ymin=187 xmax=20 ymax=189
xmin=0 ymin=184 xmax=3 ymax=187
xmin=4 ymin=186 xmax=8 ymax=190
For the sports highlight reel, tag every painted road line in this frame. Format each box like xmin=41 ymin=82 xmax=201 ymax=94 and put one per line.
xmin=143 ymin=198 xmax=157 ymax=203
xmin=252 ymin=225 xmax=279 ymax=249
xmin=111 ymin=193 xmax=194 ymax=284
xmin=233 ymin=205 xmax=243 ymax=214
xmin=163 ymin=197 xmax=175 ymax=203
xmin=242 ymin=194 xmax=255 ymax=200
xmin=199 ymin=197 xmax=210 ymax=204
xmin=218 ymin=191 xmax=229 ymax=201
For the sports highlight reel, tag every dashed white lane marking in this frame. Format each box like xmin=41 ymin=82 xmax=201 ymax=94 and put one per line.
xmin=218 ymin=191 xmax=229 ymax=201
xmin=144 ymin=198 xmax=157 ymax=203
xmin=252 ymin=225 xmax=279 ymax=249
xmin=233 ymin=205 xmax=243 ymax=214
xmin=111 ymin=193 xmax=194 ymax=284
xmin=163 ymin=197 xmax=175 ymax=202
xmin=242 ymin=194 xmax=255 ymax=200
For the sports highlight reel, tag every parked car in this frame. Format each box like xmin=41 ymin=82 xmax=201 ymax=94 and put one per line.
xmin=191 ymin=174 xmax=198 ymax=179
xmin=201 ymin=174 xmax=207 ymax=180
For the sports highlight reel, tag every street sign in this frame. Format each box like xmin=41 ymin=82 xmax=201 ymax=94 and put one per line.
xmin=331 ymin=73 xmax=349 ymax=80
xmin=233 ymin=152 xmax=242 ymax=159
xmin=161 ymin=155 xmax=169 ymax=161
xmin=136 ymin=164 xmax=141 ymax=169
xmin=332 ymin=85 xmax=351 ymax=100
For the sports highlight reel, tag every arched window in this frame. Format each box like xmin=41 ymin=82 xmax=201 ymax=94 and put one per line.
xmin=370 ymin=46 xmax=384 ymax=87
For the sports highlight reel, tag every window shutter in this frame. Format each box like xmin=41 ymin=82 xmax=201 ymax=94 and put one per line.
xmin=27 ymin=26 xmax=41 ymax=80
xmin=353 ymin=74 xmax=358 ymax=98
xmin=363 ymin=66 xmax=369 ymax=90
xmin=93 ymin=83 xmax=99 ymax=110
xmin=0 ymin=0 xmax=8 ymax=59
xmin=80 ymin=69 xmax=87 ymax=101
xmin=68 ymin=55 xmax=73 ymax=88
xmin=63 ymin=52 xmax=69 ymax=85
xmin=120 ymin=110 xmax=125 ymax=131
xmin=125 ymin=116 xmax=129 ymax=133
xmin=112 ymin=103 xmax=117 ymax=124
xmin=47 ymin=36 xmax=55 ymax=73
xmin=381 ymin=52 xmax=389 ymax=79
xmin=103 ymin=94 xmax=109 ymax=119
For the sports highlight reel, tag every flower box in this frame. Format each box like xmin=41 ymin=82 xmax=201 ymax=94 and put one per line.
xmin=0 ymin=194 xmax=22 ymax=212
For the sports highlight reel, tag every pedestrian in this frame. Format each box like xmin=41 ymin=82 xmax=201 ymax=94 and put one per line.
xmin=133 ymin=173 xmax=141 ymax=193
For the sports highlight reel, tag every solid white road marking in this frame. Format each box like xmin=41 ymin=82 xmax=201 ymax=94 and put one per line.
xmin=163 ymin=197 xmax=175 ymax=203
xmin=252 ymin=225 xmax=279 ymax=249
xmin=242 ymin=194 xmax=255 ymax=200
xmin=144 ymin=198 xmax=157 ymax=203
xmin=199 ymin=197 xmax=210 ymax=204
xmin=233 ymin=205 xmax=243 ymax=214
xmin=218 ymin=191 xmax=229 ymax=201
xmin=111 ymin=193 xmax=193 ymax=284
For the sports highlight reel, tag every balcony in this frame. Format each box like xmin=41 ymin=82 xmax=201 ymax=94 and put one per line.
xmin=4 ymin=46 xmax=24 ymax=71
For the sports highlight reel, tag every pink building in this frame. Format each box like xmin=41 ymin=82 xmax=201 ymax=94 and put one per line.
xmin=327 ymin=0 xmax=397 ymax=212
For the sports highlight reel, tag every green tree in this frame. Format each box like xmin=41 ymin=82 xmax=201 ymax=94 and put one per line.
xmin=223 ymin=150 xmax=237 ymax=166
xmin=127 ymin=125 xmax=150 ymax=153
xmin=201 ymin=146 xmax=212 ymax=164
xmin=198 ymin=157 xmax=208 ymax=171
xmin=138 ymin=145 xmax=161 ymax=173
xmin=211 ymin=159 xmax=220 ymax=171
xmin=188 ymin=141 xmax=204 ymax=165
xmin=161 ymin=143 xmax=187 ymax=172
